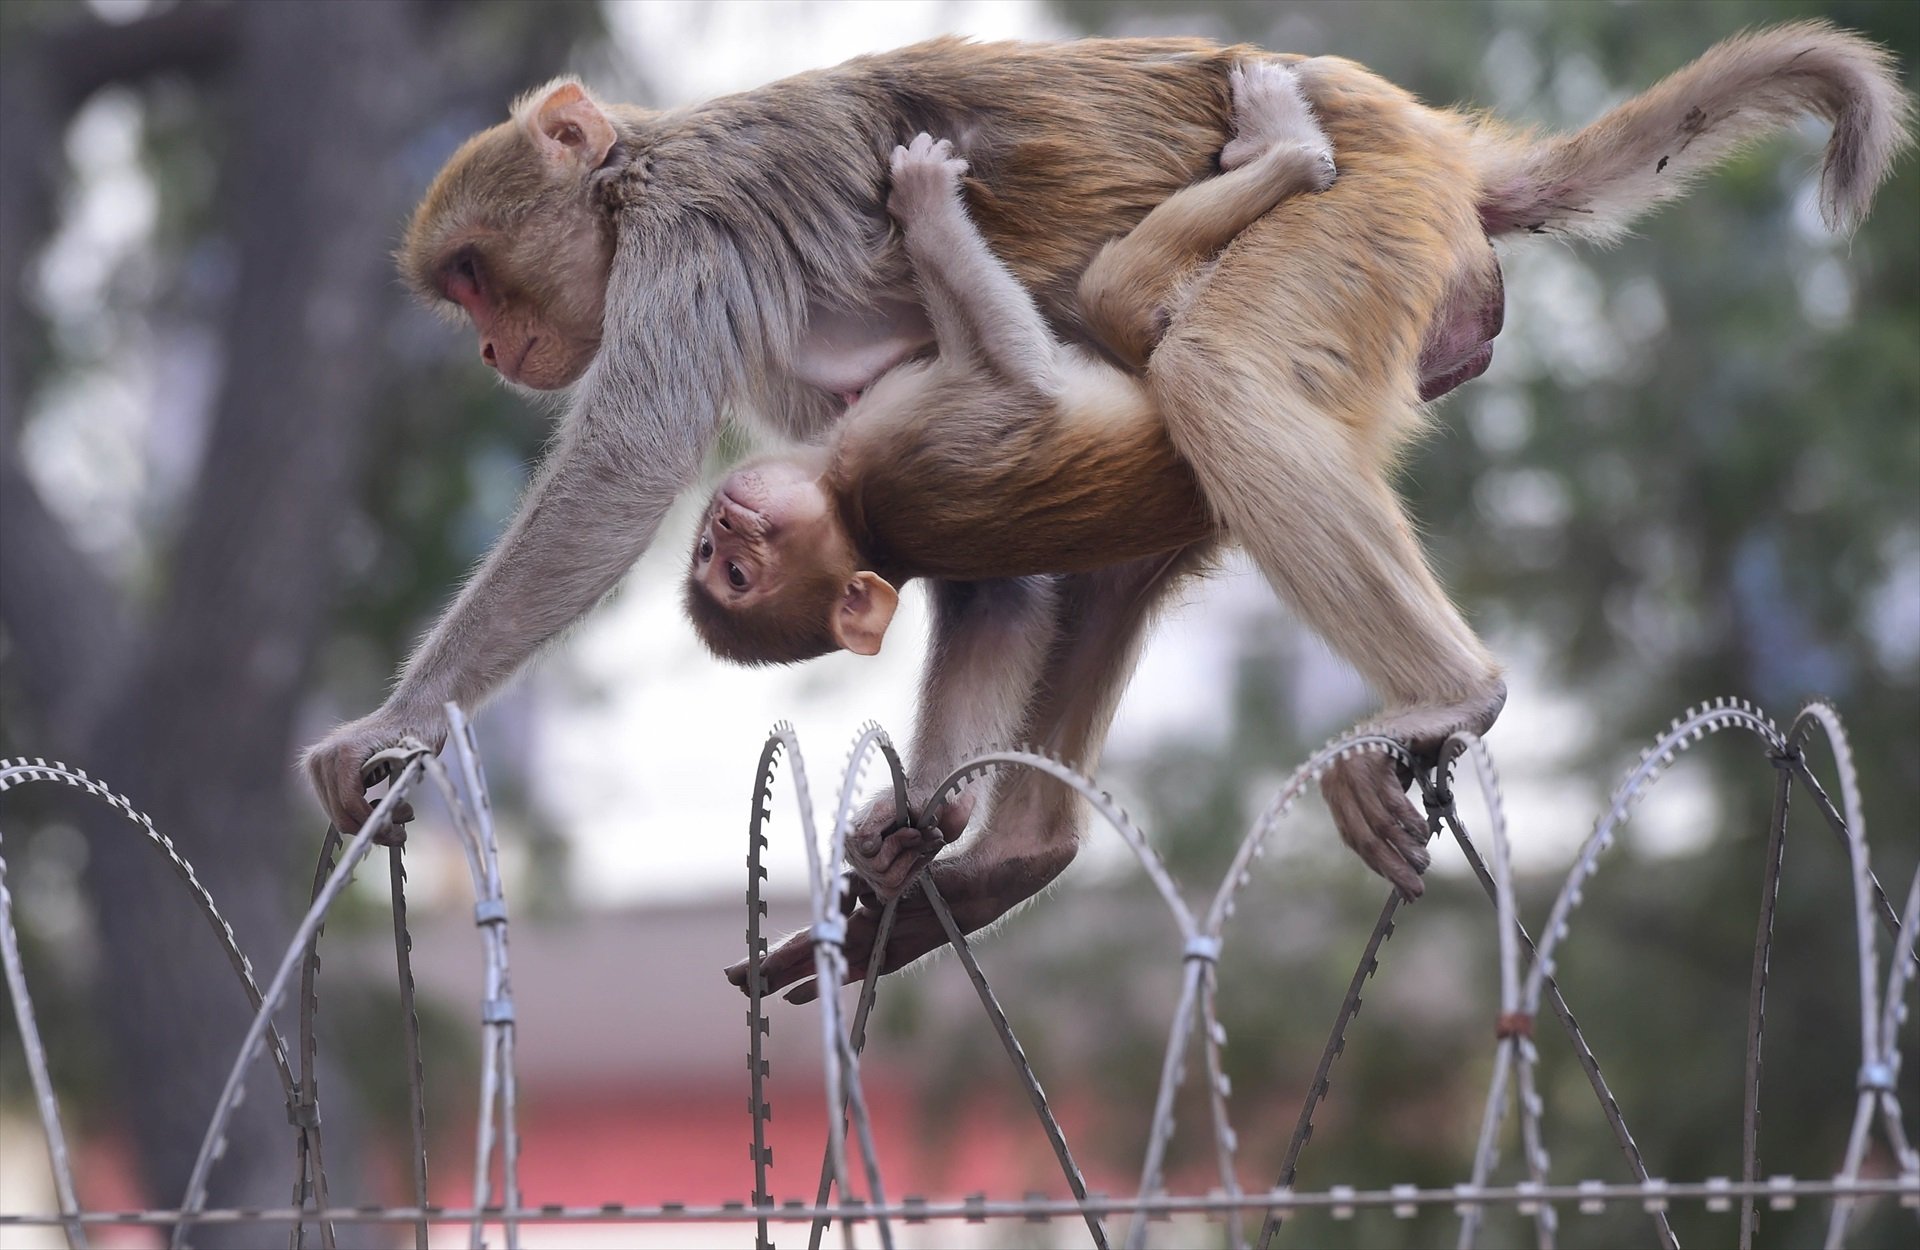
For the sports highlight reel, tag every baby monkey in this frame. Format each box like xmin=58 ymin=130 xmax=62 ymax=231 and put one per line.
xmin=685 ymin=61 xmax=1333 ymax=664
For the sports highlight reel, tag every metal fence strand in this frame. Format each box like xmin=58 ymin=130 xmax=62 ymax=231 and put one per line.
xmin=0 ymin=693 xmax=1912 ymax=1248
xmin=173 ymin=754 xmax=427 ymax=1249
xmin=746 ymin=734 xmax=781 ymax=1250
xmin=809 ymin=895 xmax=903 ymax=1250
xmin=1741 ymin=762 xmax=1793 ymax=1250
xmin=390 ymin=844 xmax=431 ymax=1250
xmin=295 ymin=825 xmax=342 ymax=1250
xmin=6 ymin=1175 xmax=1918 ymax=1230
xmin=0 ymin=829 xmax=86 ymax=1249
xmin=921 ymin=876 xmax=1109 ymax=1250
xmin=1440 ymin=809 xmax=1674 ymax=1250
xmin=0 ymin=759 xmax=300 ymax=1105
xmin=1127 ymin=960 xmax=1205 ymax=1250
xmin=1256 ymin=889 xmax=1402 ymax=1250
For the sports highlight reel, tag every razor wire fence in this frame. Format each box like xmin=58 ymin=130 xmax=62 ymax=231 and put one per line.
xmin=0 ymin=695 xmax=1914 ymax=1249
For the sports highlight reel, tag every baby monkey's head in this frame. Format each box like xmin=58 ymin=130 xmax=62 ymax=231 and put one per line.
xmin=683 ymin=455 xmax=899 ymax=666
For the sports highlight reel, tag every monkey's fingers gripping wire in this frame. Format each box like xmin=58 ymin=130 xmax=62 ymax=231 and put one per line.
xmin=360 ymin=748 xmax=424 ymax=843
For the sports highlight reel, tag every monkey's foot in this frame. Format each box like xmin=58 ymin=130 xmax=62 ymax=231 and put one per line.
xmin=1223 ymin=61 xmax=1331 ymax=174
xmin=1321 ymin=751 xmax=1431 ymax=899
xmin=724 ymin=873 xmax=981 ymax=1004
xmin=1322 ymin=680 xmax=1510 ymax=898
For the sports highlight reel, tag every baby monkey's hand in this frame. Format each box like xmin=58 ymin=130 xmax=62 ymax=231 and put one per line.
xmin=888 ymin=133 xmax=970 ymax=225
xmin=1222 ymin=61 xmax=1335 ymax=189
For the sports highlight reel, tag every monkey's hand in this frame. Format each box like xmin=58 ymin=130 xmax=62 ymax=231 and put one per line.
xmin=302 ymin=704 xmax=446 ymax=838
xmin=1319 ymin=680 xmax=1509 ymax=899
xmin=1320 ymin=754 xmax=1432 ymax=900
xmin=842 ymin=786 xmax=976 ymax=899
xmin=887 ymin=133 xmax=969 ymax=227
xmin=1222 ymin=61 xmax=1334 ymax=187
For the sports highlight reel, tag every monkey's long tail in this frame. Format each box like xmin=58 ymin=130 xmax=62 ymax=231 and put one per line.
xmin=1473 ymin=20 xmax=1913 ymax=243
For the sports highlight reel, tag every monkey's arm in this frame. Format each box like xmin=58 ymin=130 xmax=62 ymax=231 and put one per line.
xmin=1081 ymin=61 xmax=1336 ymax=370
xmin=306 ymin=218 xmax=738 ymax=832
xmin=887 ymin=135 xmax=1060 ymax=393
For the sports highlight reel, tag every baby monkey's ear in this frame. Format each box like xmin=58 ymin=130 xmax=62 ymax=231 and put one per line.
xmin=830 ymin=572 xmax=900 ymax=656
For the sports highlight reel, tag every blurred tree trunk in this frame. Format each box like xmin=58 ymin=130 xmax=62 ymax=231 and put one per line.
xmin=3 ymin=2 xmax=419 ymax=1240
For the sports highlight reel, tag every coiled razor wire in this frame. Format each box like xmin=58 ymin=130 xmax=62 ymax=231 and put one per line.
xmin=0 ymin=695 xmax=1914 ymax=1248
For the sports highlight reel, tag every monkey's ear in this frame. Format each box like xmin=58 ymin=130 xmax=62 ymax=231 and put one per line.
xmin=830 ymin=573 xmax=900 ymax=657
xmin=518 ymin=79 xmax=618 ymax=171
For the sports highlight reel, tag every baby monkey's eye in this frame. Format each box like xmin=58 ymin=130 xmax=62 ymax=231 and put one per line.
xmin=727 ymin=563 xmax=748 ymax=590
xmin=698 ymin=537 xmax=714 ymax=560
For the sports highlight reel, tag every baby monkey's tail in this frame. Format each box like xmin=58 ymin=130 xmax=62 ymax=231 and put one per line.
xmin=1474 ymin=20 xmax=1913 ymax=243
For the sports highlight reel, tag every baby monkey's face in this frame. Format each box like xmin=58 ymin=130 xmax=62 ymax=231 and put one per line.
xmin=690 ymin=458 xmax=842 ymax=610
xmin=685 ymin=454 xmax=901 ymax=663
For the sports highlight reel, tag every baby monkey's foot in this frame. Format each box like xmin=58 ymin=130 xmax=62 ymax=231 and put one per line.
xmin=888 ymin=133 xmax=969 ymax=224
xmin=1222 ymin=61 xmax=1334 ymax=184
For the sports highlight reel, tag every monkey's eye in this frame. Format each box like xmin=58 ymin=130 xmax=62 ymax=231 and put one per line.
xmin=443 ymin=252 xmax=482 ymax=304
xmin=727 ymin=563 xmax=748 ymax=590
xmin=698 ymin=538 xmax=714 ymax=561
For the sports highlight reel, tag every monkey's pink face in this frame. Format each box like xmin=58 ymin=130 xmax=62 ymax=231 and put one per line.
xmin=429 ymin=217 xmax=612 ymax=390
xmin=690 ymin=460 xmax=841 ymax=608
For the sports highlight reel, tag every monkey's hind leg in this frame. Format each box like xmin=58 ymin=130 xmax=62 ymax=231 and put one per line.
xmin=1151 ymin=260 xmax=1503 ymax=897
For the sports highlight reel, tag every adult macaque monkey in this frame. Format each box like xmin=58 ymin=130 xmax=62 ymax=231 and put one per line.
xmin=307 ymin=25 xmax=1910 ymax=997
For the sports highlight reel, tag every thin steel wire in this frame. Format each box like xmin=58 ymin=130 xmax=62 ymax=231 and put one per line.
xmin=1441 ymin=805 xmax=1673 ymax=1250
xmin=807 ymin=896 xmax=902 ymax=1250
xmin=1787 ymin=703 xmax=1883 ymax=1250
xmin=1256 ymin=889 xmax=1401 ymax=1249
xmin=1784 ymin=759 xmax=1910 ymax=952
xmin=1199 ymin=965 xmax=1244 ymax=1250
xmin=1877 ymin=862 xmax=1920 ymax=1168
xmin=795 ymin=727 xmax=914 ymax=1250
xmin=746 ymin=735 xmax=780 ymax=1250
xmin=1452 ymin=735 xmax=1556 ymax=1250
xmin=0 ymin=827 xmax=87 ymax=1249
xmin=0 ymin=696 xmax=1913 ymax=1248
xmin=1741 ymin=761 xmax=1794 ymax=1250
xmin=922 ymin=875 xmax=1110 ymax=1250
xmin=437 ymin=706 xmax=523 ymax=1250
xmin=390 ymin=844 xmax=431 ymax=1250
xmin=4 ymin=1175 xmax=1914 ymax=1229
xmin=173 ymin=755 xmax=427 ymax=1248
xmin=295 ymin=825 xmax=342 ymax=1250
xmin=0 ymin=758 xmax=303 ymax=1119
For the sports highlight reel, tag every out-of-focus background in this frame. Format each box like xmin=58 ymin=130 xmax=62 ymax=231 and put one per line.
xmin=0 ymin=1 xmax=1913 ymax=1247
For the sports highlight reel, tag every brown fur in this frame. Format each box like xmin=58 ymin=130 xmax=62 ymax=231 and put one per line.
xmin=832 ymin=375 xmax=1212 ymax=580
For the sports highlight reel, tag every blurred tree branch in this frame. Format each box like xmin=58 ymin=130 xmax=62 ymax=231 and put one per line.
xmin=0 ymin=4 xmax=240 ymax=739
xmin=0 ymin=0 xmax=604 ymax=1234
xmin=0 ymin=456 xmax=127 ymax=742
xmin=37 ymin=1 xmax=238 ymax=112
